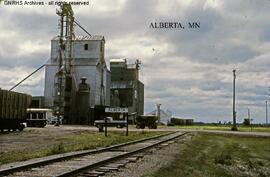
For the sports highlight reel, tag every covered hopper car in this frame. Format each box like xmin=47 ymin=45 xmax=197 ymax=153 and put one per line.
xmin=0 ymin=89 xmax=32 ymax=131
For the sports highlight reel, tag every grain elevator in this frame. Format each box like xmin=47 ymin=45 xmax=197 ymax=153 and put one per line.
xmin=110 ymin=59 xmax=144 ymax=118
xmin=44 ymin=36 xmax=110 ymax=124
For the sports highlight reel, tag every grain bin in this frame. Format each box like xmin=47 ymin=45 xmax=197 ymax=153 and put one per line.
xmin=74 ymin=77 xmax=90 ymax=124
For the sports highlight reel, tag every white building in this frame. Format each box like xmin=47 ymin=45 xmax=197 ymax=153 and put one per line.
xmin=146 ymin=109 xmax=172 ymax=125
xmin=44 ymin=35 xmax=110 ymax=108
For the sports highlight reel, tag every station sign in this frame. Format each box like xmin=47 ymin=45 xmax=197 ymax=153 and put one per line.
xmin=105 ymin=107 xmax=128 ymax=113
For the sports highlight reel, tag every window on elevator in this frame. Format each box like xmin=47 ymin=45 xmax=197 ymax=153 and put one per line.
xmin=84 ymin=44 xmax=88 ymax=50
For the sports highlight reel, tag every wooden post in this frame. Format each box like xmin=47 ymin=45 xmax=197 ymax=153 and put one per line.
xmin=105 ymin=117 xmax=107 ymax=137
xmin=126 ymin=113 xmax=129 ymax=136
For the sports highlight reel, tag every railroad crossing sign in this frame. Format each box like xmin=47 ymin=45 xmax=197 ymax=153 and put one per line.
xmin=105 ymin=107 xmax=128 ymax=113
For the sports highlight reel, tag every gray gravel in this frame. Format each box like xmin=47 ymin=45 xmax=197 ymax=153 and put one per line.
xmin=104 ymin=133 xmax=194 ymax=177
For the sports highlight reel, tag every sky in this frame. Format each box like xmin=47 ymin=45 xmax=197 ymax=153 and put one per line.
xmin=1 ymin=0 xmax=270 ymax=123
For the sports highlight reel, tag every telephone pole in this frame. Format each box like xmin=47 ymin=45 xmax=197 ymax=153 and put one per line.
xmin=156 ymin=104 xmax=161 ymax=124
xmin=248 ymin=108 xmax=250 ymax=122
xmin=232 ymin=69 xmax=238 ymax=131
xmin=248 ymin=108 xmax=252 ymax=132
xmin=266 ymin=100 xmax=268 ymax=125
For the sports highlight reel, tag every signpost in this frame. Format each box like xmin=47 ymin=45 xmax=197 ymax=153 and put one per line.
xmin=105 ymin=107 xmax=128 ymax=113
xmin=105 ymin=107 xmax=129 ymax=136
xmin=105 ymin=115 xmax=107 ymax=137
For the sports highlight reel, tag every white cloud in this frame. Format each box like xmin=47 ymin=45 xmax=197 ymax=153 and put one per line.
xmin=0 ymin=0 xmax=270 ymax=123
xmin=18 ymin=40 xmax=50 ymax=56
xmin=203 ymin=0 xmax=223 ymax=10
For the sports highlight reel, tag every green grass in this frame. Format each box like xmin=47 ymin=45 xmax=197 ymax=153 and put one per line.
xmin=166 ymin=125 xmax=270 ymax=132
xmin=0 ymin=131 xmax=166 ymax=165
xmin=144 ymin=133 xmax=270 ymax=177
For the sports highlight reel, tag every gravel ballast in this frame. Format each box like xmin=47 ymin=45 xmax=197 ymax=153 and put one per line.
xmin=104 ymin=133 xmax=194 ymax=177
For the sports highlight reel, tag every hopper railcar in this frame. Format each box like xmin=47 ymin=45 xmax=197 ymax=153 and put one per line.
xmin=0 ymin=89 xmax=32 ymax=131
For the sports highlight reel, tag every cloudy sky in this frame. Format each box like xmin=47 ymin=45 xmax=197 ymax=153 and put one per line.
xmin=1 ymin=0 xmax=270 ymax=123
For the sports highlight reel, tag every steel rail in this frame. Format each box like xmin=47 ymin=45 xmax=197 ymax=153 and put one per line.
xmin=0 ymin=131 xmax=176 ymax=175
xmin=56 ymin=132 xmax=188 ymax=177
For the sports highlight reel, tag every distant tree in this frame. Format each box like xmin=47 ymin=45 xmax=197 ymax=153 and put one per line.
xmin=243 ymin=118 xmax=250 ymax=126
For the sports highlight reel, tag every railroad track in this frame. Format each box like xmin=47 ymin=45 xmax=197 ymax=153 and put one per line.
xmin=1 ymin=132 xmax=188 ymax=177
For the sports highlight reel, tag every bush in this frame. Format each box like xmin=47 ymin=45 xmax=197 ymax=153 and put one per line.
xmin=243 ymin=118 xmax=251 ymax=126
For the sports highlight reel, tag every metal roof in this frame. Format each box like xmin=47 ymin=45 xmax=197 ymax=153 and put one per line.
xmin=52 ymin=35 xmax=105 ymax=41
xmin=110 ymin=58 xmax=127 ymax=63
xmin=27 ymin=108 xmax=53 ymax=112
xmin=127 ymin=64 xmax=136 ymax=69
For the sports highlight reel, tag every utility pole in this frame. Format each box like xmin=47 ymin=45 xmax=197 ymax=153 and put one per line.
xmin=248 ymin=108 xmax=252 ymax=132
xmin=156 ymin=104 xmax=161 ymax=124
xmin=266 ymin=100 xmax=268 ymax=125
xmin=232 ymin=69 xmax=238 ymax=131
xmin=248 ymin=108 xmax=250 ymax=122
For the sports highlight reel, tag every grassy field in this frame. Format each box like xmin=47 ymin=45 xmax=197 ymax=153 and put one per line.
xmin=0 ymin=131 xmax=165 ymax=165
xmin=166 ymin=125 xmax=270 ymax=132
xmin=144 ymin=133 xmax=270 ymax=177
